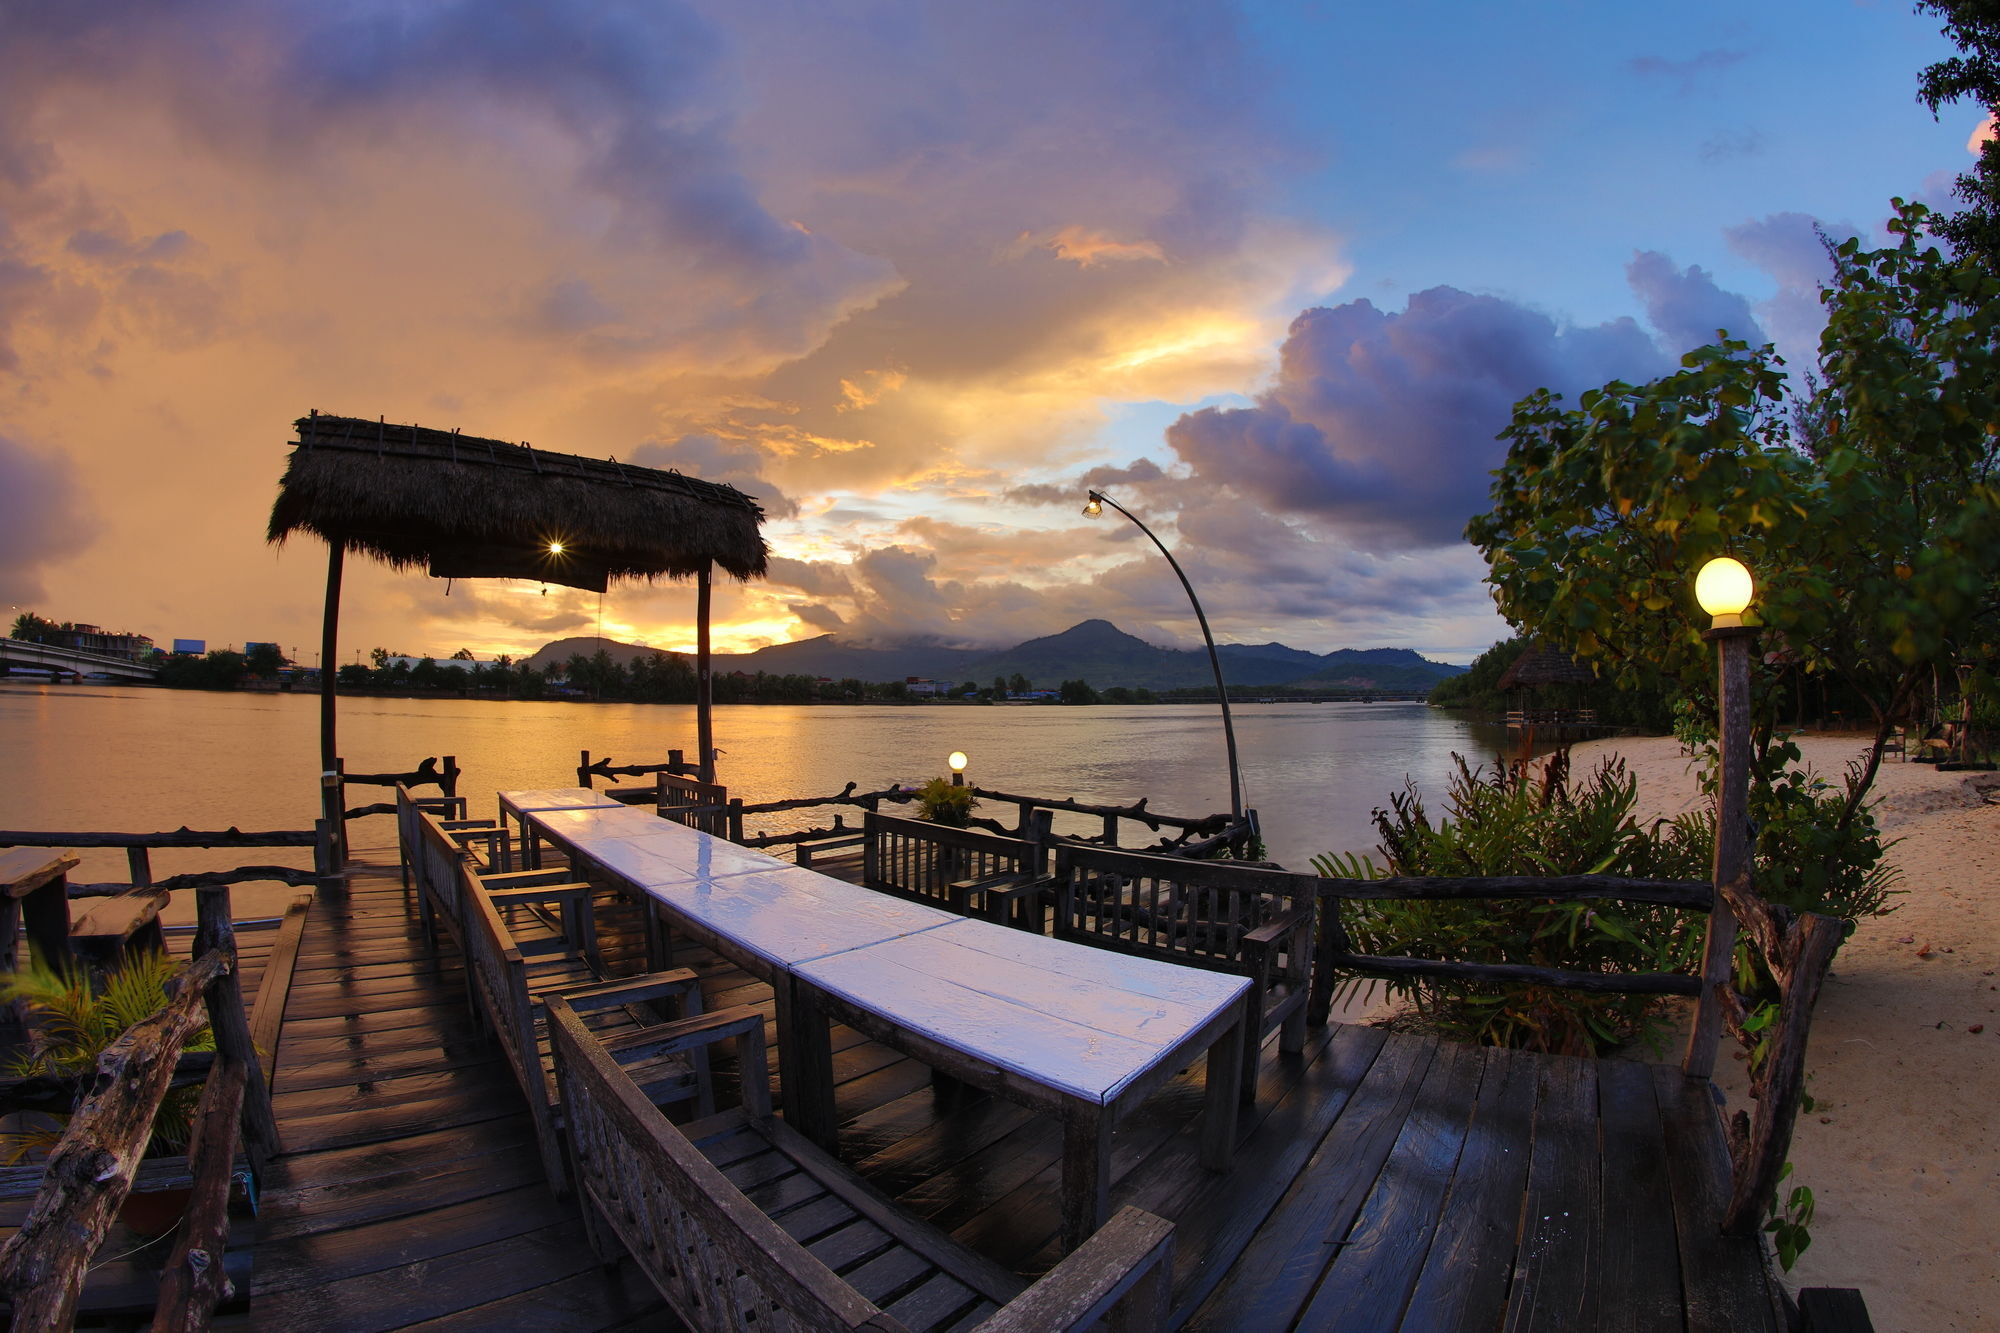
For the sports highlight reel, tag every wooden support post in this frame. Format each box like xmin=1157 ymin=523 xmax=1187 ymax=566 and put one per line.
xmin=151 ymin=1056 xmax=247 ymax=1330
xmin=441 ymin=754 xmax=459 ymax=799
xmin=193 ymin=886 xmax=279 ymax=1173
xmin=20 ymin=874 xmax=73 ymax=973
xmin=321 ymin=763 xmax=347 ymax=872
xmin=126 ymin=846 xmax=153 ymax=887
xmin=696 ymin=560 xmax=715 ymax=784
xmin=1684 ymin=626 xmax=1755 ymax=1079
xmin=319 ymin=540 xmax=343 ymax=774
xmin=578 ymin=749 xmax=593 ymax=789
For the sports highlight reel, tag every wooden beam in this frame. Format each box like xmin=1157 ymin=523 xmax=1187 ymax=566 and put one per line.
xmin=248 ymin=893 xmax=313 ymax=1094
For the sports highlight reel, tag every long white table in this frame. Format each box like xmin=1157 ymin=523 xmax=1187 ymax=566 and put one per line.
xmin=507 ymin=789 xmax=1247 ymax=1251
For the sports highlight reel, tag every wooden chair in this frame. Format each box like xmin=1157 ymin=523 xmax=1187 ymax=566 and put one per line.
xmin=545 ymin=993 xmax=1177 ymax=1332
xmin=454 ymin=857 xmax=723 ymax=1194
xmin=862 ymin=810 xmax=1052 ymax=923
xmin=1049 ymin=843 xmax=1318 ymax=1101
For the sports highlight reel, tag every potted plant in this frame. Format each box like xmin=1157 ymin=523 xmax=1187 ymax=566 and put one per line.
xmin=913 ymin=776 xmax=976 ymax=828
xmin=2 ymin=951 xmax=216 ymax=1235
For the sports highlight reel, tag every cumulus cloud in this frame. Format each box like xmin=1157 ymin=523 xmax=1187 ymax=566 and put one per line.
xmin=1722 ymin=212 xmax=1859 ymax=362
xmin=628 ymin=434 xmax=798 ymax=519
xmin=0 ymin=435 xmax=93 ymax=604
xmin=1163 ymin=288 xmax=1666 ymax=547
xmin=1624 ymin=251 xmax=1764 ymax=354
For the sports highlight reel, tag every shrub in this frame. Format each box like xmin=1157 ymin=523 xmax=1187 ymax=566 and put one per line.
xmin=913 ymin=777 xmax=975 ymax=827
xmin=1313 ymin=752 xmax=1712 ymax=1055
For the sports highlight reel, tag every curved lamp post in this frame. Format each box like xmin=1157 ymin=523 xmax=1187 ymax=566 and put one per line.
xmin=1684 ymin=555 xmax=1757 ymax=1079
xmin=1083 ymin=489 xmax=1243 ymax=823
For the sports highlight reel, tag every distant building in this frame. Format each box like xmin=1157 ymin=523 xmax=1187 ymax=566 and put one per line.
xmin=34 ymin=623 xmax=156 ymax=662
xmin=904 ymin=677 xmax=950 ymax=696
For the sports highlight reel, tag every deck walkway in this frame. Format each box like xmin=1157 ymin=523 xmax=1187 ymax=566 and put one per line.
xmin=231 ymin=840 xmax=1782 ymax=1331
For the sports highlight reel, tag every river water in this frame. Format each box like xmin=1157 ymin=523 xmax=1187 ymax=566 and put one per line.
xmin=0 ymin=683 xmax=1514 ymax=893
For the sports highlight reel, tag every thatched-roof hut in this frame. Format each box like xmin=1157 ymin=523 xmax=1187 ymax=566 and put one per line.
xmin=1495 ymin=642 xmax=1596 ymax=692
xmin=269 ymin=414 xmax=765 ymax=592
xmin=269 ymin=412 xmax=768 ymax=805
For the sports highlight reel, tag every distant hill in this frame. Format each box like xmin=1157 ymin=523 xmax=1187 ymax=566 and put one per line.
xmin=524 ymin=620 xmax=1465 ymax=693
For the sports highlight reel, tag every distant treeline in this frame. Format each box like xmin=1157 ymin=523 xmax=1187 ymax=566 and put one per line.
xmin=152 ymin=643 xmax=1146 ymax=707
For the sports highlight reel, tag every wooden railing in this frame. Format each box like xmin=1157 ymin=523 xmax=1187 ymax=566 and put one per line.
xmin=0 ymin=827 xmax=332 ymax=896
xmin=0 ymin=884 xmax=279 ymax=1331
xmin=1310 ymin=865 xmax=1842 ymax=1242
xmin=323 ymin=755 xmax=459 ymax=867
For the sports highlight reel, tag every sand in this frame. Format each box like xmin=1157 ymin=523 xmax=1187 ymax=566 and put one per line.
xmin=1567 ymin=734 xmax=2000 ymax=1333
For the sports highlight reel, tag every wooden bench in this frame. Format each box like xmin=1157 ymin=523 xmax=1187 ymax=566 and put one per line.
xmin=862 ymin=810 xmax=1051 ymax=922
xmin=546 ymin=992 xmax=1177 ymax=1332
xmin=453 ymin=856 xmax=727 ymax=1194
xmin=68 ymin=889 xmax=169 ymax=974
xmin=1046 ymin=843 xmax=1317 ymax=1102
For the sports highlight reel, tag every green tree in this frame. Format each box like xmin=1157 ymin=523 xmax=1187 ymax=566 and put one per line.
xmin=1058 ymin=678 xmax=1100 ymax=705
xmin=450 ymin=646 xmax=475 ymax=660
xmin=1009 ymin=673 xmax=1031 ymax=695
xmin=1470 ymin=204 xmax=2000 ymax=841
xmin=1918 ymin=1 xmax=2000 ymax=272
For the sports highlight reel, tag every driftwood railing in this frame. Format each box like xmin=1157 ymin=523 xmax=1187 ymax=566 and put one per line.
xmin=323 ymin=755 xmax=460 ymax=867
xmin=0 ymin=827 xmax=330 ymax=897
xmin=0 ymin=883 xmax=278 ymax=1331
xmin=719 ymin=780 xmax=1258 ymax=862
xmin=576 ymin=750 xmax=701 ymax=795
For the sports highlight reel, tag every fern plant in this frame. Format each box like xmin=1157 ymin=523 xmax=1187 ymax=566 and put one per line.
xmin=1 ymin=952 xmax=215 ymax=1164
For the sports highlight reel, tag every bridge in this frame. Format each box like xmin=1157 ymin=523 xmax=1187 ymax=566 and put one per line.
xmin=0 ymin=638 xmax=158 ymax=681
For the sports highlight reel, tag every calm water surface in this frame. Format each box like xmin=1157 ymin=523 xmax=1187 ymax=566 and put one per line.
xmin=0 ymin=684 xmax=1513 ymax=886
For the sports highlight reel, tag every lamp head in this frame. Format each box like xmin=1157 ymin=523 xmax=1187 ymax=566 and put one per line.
xmin=1083 ymin=492 xmax=1103 ymax=518
xmin=948 ymin=751 xmax=967 ymax=773
xmin=1695 ymin=556 xmax=1754 ymax=628
xmin=547 ymin=540 xmax=565 ymax=556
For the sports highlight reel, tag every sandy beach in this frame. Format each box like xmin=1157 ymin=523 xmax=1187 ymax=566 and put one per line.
xmin=1567 ymin=735 xmax=2000 ymax=1333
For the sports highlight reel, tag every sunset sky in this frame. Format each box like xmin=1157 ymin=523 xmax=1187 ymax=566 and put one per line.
xmin=0 ymin=1 xmax=1979 ymax=666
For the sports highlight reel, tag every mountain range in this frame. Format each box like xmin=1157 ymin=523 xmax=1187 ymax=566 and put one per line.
xmin=523 ymin=619 xmax=1466 ymax=693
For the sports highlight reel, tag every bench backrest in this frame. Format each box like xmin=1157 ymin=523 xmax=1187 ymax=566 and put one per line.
xmin=545 ymin=995 xmax=1175 ymax=1333
xmin=404 ymin=799 xmax=475 ymax=942
xmin=863 ymin=811 xmax=1048 ymax=914
xmin=1053 ymin=842 xmax=1315 ymax=976
xmin=458 ymin=862 xmax=547 ymax=1110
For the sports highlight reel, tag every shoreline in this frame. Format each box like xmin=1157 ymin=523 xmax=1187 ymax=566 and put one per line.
xmin=1569 ymin=734 xmax=2000 ymax=1333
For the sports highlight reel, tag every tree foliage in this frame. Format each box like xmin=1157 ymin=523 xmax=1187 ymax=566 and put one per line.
xmin=1469 ymin=205 xmax=2000 ymax=828
xmin=1918 ymin=0 xmax=2000 ymax=271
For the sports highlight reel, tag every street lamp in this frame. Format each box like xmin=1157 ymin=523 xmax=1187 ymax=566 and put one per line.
xmin=1684 ymin=555 xmax=1758 ymax=1079
xmin=948 ymin=750 xmax=968 ymax=787
xmin=1083 ymin=489 xmax=1244 ymax=823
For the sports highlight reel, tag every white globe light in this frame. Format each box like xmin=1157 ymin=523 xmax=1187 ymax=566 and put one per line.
xmin=948 ymin=751 xmax=968 ymax=772
xmin=1695 ymin=557 xmax=1754 ymax=624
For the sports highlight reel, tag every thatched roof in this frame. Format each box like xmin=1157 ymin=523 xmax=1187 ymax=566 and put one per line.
xmin=1496 ymin=642 xmax=1597 ymax=691
xmin=268 ymin=414 xmax=766 ymax=593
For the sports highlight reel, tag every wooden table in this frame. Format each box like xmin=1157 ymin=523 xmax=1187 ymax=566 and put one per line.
xmin=518 ymin=796 xmax=1249 ymax=1251
xmin=788 ymin=919 xmax=1247 ymax=1250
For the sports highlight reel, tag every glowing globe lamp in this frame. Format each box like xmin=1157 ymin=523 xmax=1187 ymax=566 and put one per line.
xmin=1695 ymin=557 xmax=1753 ymax=628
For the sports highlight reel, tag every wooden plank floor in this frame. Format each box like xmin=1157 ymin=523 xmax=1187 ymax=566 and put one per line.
xmin=234 ymin=841 xmax=1782 ymax=1332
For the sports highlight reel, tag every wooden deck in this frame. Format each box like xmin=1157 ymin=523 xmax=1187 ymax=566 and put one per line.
xmin=228 ymin=840 xmax=1782 ymax=1331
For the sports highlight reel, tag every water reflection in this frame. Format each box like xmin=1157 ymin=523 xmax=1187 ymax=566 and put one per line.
xmin=0 ymin=684 xmax=1514 ymax=879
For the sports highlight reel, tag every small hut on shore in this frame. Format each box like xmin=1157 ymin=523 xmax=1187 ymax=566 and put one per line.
xmin=268 ymin=412 xmax=767 ymax=815
xmin=1495 ymin=640 xmax=1600 ymax=753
